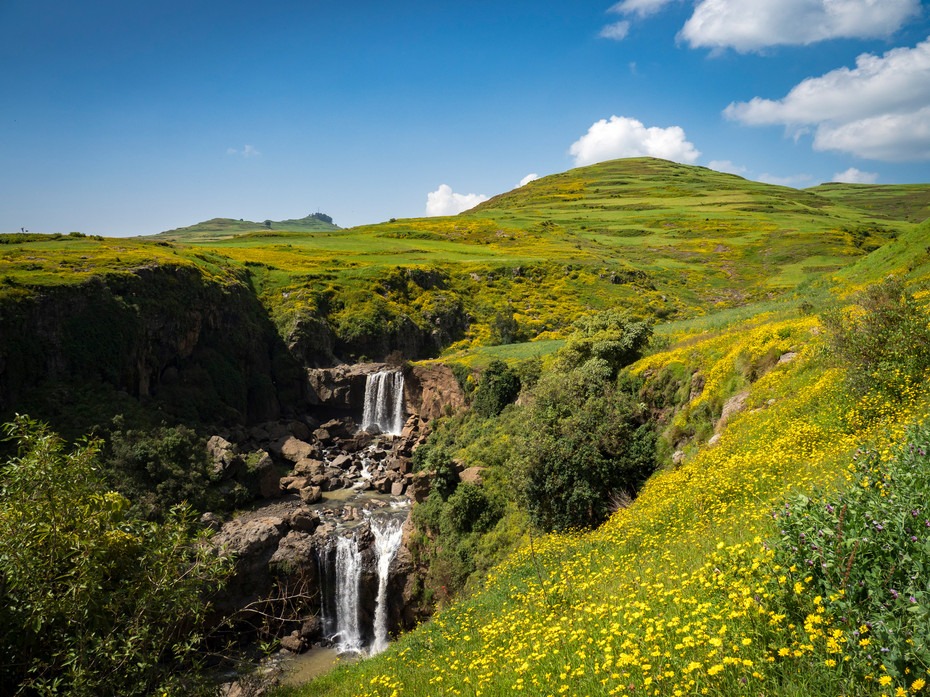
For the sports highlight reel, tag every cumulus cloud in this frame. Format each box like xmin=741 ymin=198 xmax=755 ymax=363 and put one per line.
xmin=599 ymin=20 xmax=631 ymax=40
xmin=832 ymin=167 xmax=879 ymax=184
xmin=724 ymin=38 xmax=930 ymax=161
xmin=569 ymin=115 xmax=700 ymax=166
xmin=425 ymin=185 xmax=489 ymax=217
xmin=707 ymin=159 xmax=747 ymax=175
xmin=227 ymin=145 xmax=261 ymax=157
xmin=757 ymin=173 xmax=814 ymax=187
xmin=519 ymin=173 xmax=540 ymax=187
xmin=680 ymin=0 xmax=920 ymax=52
xmin=603 ymin=0 xmax=918 ymax=52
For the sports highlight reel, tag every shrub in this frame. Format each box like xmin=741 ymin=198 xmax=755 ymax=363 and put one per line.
xmin=0 ymin=416 xmax=231 ymax=696
xmin=820 ymin=276 xmax=930 ymax=398
xmin=471 ymin=360 xmax=521 ymax=418
xmin=556 ymin=308 xmax=652 ymax=378
xmin=767 ymin=419 xmax=930 ymax=686
xmin=517 ymin=369 xmax=657 ymax=531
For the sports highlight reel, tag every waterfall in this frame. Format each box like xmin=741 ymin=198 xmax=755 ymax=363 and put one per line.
xmin=333 ymin=535 xmax=363 ymax=653
xmin=369 ymin=516 xmax=404 ymax=655
xmin=360 ymin=370 xmax=405 ymax=436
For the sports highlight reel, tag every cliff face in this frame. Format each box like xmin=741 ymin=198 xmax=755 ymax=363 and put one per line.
xmin=0 ymin=264 xmax=304 ymax=430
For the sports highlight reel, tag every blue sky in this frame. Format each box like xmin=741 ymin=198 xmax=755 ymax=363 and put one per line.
xmin=2 ymin=0 xmax=930 ymax=236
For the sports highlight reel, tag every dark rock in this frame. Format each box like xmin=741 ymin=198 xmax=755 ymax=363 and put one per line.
xmin=289 ymin=508 xmax=321 ymax=532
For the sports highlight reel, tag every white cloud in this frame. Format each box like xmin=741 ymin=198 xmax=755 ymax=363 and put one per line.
xmin=724 ymin=38 xmax=930 ymax=161
xmin=832 ymin=167 xmax=878 ymax=184
xmin=425 ymin=185 xmax=489 ymax=217
xmin=569 ymin=115 xmax=700 ymax=166
xmin=680 ymin=0 xmax=920 ymax=52
xmin=757 ymin=173 xmax=814 ymax=187
xmin=707 ymin=159 xmax=747 ymax=175
xmin=599 ymin=20 xmax=631 ymax=39
xmin=227 ymin=145 xmax=261 ymax=157
xmin=609 ymin=0 xmax=678 ymax=18
xmin=519 ymin=173 xmax=539 ymax=187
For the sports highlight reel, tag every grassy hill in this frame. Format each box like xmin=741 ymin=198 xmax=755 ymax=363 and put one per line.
xmin=3 ymin=158 xmax=930 ymax=696
xmin=153 ymin=212 xmax=340 ymax=242
xmin=275 ymin=209 xmax=930 ymax=697
xmin=2 ymin=158 xmax=927 ymax=364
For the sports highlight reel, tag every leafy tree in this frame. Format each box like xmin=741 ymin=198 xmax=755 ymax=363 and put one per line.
xmin=820 ymin=276 xmax=930 ymax=398
xmin=517 ymin=369 xmax=656 ymax=531
xmin=472 ymin=360 xmax=521 ymax=418
xmin=556 ymin=308 xmax=653 ymax=378
xmin=0 ymin=416 xmax=231 ymax=696
xmin=103 ymin=420 xmax=222 ymax=520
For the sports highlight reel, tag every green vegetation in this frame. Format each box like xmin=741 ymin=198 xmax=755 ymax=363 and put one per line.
xmin=0 ymin=417 xmax=231 ymax=697
xmin=2 ymin=157 xmax=930 ymax=695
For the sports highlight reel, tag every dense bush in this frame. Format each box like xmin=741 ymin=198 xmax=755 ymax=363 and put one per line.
xmin=768 ymin=419 xmax=930 ymax=685
xmin=0 ymin=417 xmax=231 ymax=696
xmin=471 ymin=360 xmax=521 ymax=418
xmin=556 ymin=308 xmax=653 ymax=379
xmin=103 ymin=419 xmax=223 ymax=520
xmin=820 ymin=276 xmax=930 ymax=398
xmin=518 ymin=368 xmax=656 ymax=531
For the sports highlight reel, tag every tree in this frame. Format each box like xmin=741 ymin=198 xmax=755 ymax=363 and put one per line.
xmin=517 ymin=369 xmax=656 ymax=531
xmin=472 ymin=360 xmax=521 ymax=418
xmin=556 ymin=309 xmax=652 ymax=379
xmin=0 ymin=416 xmax=231 ymax=696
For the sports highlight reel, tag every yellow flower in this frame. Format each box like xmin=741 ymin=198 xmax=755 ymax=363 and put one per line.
xmin=913 ymin=678 xmax=927 ymax=692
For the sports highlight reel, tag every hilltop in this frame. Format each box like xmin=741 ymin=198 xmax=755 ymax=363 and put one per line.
xmin=153 ymin=212 xmax=340 ymax=242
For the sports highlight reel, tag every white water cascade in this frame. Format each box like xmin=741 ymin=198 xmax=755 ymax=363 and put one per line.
xmin=370 ymin=516 xmax=405 ymax=654
xmin=360 ymin=371 xmax=405 ymax=436
xmin=333 ymin=535 xmax=363 ymax=653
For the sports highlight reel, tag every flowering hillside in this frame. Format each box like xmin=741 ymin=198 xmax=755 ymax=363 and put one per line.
xmin=279 ymin=287 xmax=930 ymax=697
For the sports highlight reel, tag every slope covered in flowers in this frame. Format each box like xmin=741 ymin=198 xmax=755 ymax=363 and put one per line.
xmin=279 ymin=292 xmax=930 ymax=697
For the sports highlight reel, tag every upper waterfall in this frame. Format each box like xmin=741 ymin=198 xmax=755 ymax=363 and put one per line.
xmin=360 ymin=370 xmax=405 ymax=436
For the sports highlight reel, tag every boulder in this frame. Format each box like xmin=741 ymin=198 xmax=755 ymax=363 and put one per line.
xmin=289 ymin=508 xmax=321 ymax=533
xmin=406 ymin=471 xmax=432 ymax=503
xmin=214 ymin=517 xmax=286 ymax=559
xmin=294 ymin=458 xmax=325 ymax=476
xmin=458 ymin=467 xmax=485 ymax=486
xmin=280 ymin=632 xmax=306 ymax=654
xmin=206 ymin=435 xmax=238 ymax=477
xmin=299 ymin=485 xmax=322 ymax=504
xmin=330 ymin=453 xmax=352 ymax=469
xmin=716 ymin=390 xmax=751 ymax=432
xmin=277 ymin=437 xmax=318 ymax=463
xmin=391 ymin=481 xmax=406 ymax=496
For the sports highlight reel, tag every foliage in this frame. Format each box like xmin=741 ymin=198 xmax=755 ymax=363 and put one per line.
xmin=518 ymin=368 xmax=656 ymax=531
xmin=556 ymin=308 xmax=653 ymax=378
xmin=820 ymin=276 xmax=930 ymax=399
xmin=0 ymin=416 xmax=231 ymax=697
xmin=102 ymin=419 xmax=223 ymax=520
xmin=768 ymin=420 xmax=930 ymax=685
xmin=471 ymin=359 xmax=521 ymax=418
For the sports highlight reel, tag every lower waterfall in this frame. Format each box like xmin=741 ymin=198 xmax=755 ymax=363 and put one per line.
xmin=370 ymin=517 xmax=404 ymax=654
xmin=322 ymin=512 xmax=406 ymax=655
xmin=360 ymin=371 xmax=405 ymax=436
xmin=333 ymin=536 xmax=363 ymax=653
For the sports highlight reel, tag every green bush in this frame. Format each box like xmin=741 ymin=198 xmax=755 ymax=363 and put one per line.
xmin=517 ymin=369 xmax=657 ymax=531
xmin=0 ymin=416 xmax=231 ymax=696
xmin=767 ymin=419 xmax=930 ymax=686
xmin=103 ymin=419 xmax=222 ymax=520
xmin=472 ymin=360 xmax=521 ymax=418
xmin=820 ymin=276 xmax=930 ymax=398
xmin=556 ymin=308 xmax=652 ymax=378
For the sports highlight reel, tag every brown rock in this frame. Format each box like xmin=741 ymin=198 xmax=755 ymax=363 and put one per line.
xmin=279 ymin=437 xmax=317 ymax=463
xmin=458 ymin=466 xmax=485 ymax=486
xmin=280 ymin=632 xmax=306 ymax=654
xmin=299 ymin=486 xmax=322 ymax=504
xmin=391 ymin=481 xmax=406 ymax=496
xmin=294 ymin=458 xmax=325 ymax=476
